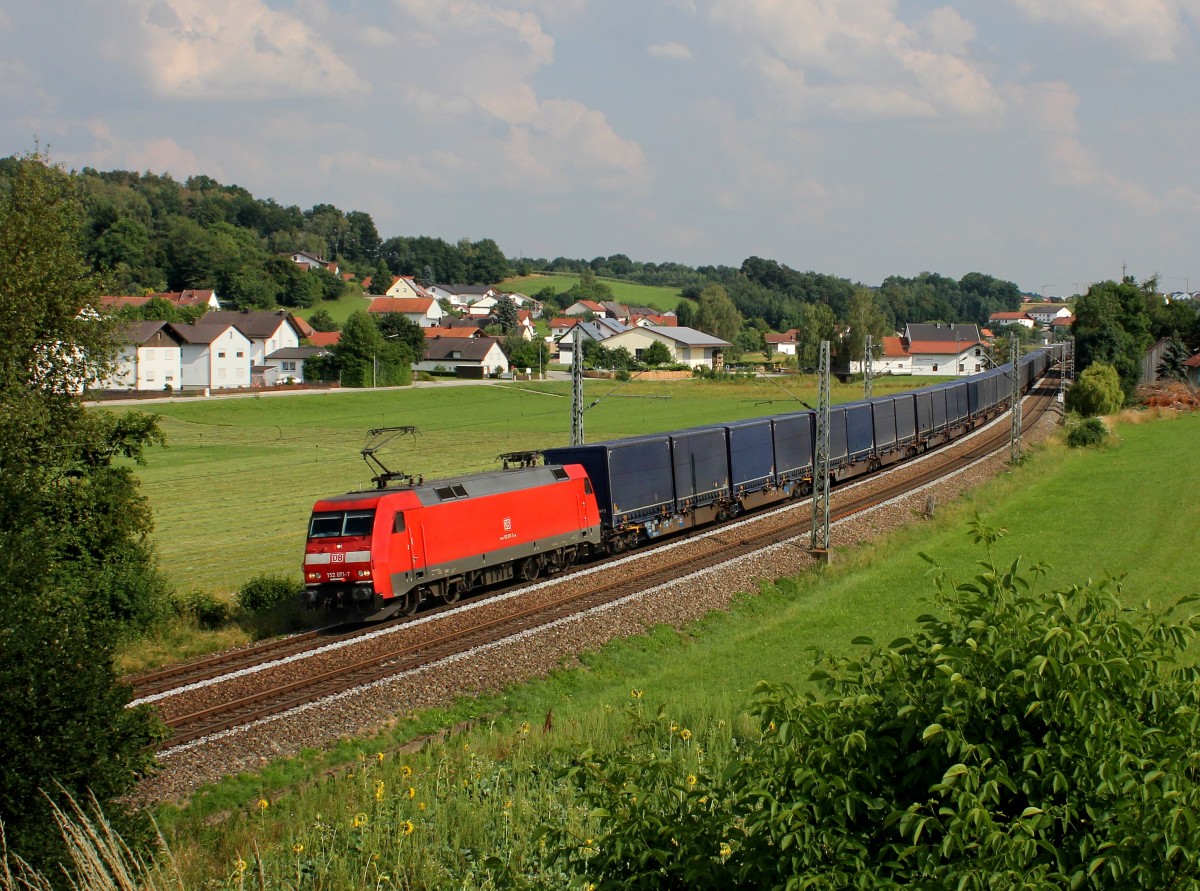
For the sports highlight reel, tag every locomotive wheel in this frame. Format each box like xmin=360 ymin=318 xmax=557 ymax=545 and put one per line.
xmin=401 ymin=591 xmax=420 ymax=616
xmin=519 ymin=556 xmax=542 ymax=581
xmin=442 ymin=580 xmax=462 ymax=605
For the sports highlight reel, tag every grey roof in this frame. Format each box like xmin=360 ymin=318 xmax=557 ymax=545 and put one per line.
xmin=115 ymin=320 xmax=180 ymax=345
xmin=434 ymin=283 xmax=494 ymax=296
xmin=640 ymin=325 xmax=730 ymax=347
xmin=905 ymin=323 xmax=981 ymax=343
xmin=171 ymin=321 xmax=239 ymax=345
xmin=423 ymin=336 xmax=502 ymax=362
xmin=200 ymin=310 xmax=301 ymax=339
xmin=554 ymin=319 xmax=628 ymax=345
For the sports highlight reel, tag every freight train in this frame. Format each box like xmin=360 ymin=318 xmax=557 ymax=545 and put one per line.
xmin=301 ymin=345 xmax=1063 ymax=620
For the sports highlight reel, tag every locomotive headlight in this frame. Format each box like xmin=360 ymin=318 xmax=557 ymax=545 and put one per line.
xmin=356 ymin=569 xmax=372 ymax=578
xmin=307 ymin=571 xmax=321 ymax=581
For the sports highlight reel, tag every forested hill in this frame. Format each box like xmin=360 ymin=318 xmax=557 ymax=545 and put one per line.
xmin=0 ymin=159 xmax=1022 ymax=330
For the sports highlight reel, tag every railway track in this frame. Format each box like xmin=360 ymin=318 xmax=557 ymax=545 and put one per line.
xmin=146 ymin=381 xmax=1061 ymax=752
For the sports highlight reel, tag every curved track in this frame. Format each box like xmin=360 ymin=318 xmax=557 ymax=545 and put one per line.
xmin=143 ymin=378 xmax=1062 ymax=751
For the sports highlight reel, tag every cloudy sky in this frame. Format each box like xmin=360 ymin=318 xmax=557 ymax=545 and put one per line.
xmin=2 ymin=1 xmax=1198 ymax=295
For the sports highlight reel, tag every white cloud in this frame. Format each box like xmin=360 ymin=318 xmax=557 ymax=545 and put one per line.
xmin=707 ymin=0 xmax=1004 ymax=120
xmin=648 ymin=42 xmax=694 ymax=60
xmin=133 ymin=0 xmax=364 ymax=99
xmin=1010 ymin=0 xmax=1192 ymax=61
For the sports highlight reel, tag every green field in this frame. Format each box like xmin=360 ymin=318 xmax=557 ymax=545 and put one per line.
xmin=154 ymin=411 xmax=1200 ymax=888
xmin=500 ymin=272 xmax=685 ymax=312
xmin=112 ymin=375 xmax=941 ymax=596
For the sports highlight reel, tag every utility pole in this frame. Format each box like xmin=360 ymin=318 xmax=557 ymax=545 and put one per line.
xmin=571 ymin=325 xmax=585 ymax=446
xmin=810 ymin=340 xmax=831 ymax=555
xmin=863 ymin=334 xmax=874 ymax=399
xmin=1009 ymin=335 xmax=1022 ymax=464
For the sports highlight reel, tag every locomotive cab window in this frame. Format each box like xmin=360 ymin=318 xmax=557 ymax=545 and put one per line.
xmin=308 ymin=509 xmax=376 ymax=538
xmin=392 ymin=512 xmax=406 ymax=533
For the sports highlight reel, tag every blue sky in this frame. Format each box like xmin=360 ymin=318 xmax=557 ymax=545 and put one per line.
xmin=2 ymin=0 xmax=1198 ymax=296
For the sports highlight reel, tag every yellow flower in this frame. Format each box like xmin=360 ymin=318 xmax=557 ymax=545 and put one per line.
xmin=504 ymin=799 xmax=512 ymax=809
xmin=407 ymin=786 xmax=416 ymax=799
xmin=768 ymin=721 xmax=776 ymax=732
xmin=686 ymin=774 xmax=697 ymax=786
xmin=630 ymin=688 xmax=643 ymax=699
xmin=353 ymin=813 xmax=368 ymax=828
xmin=720 ymin=842 xmax=732 ymax=859
xmin=669 ymin=722 xmax=678 ymax=733
xmin=377 ymin=751 xmax=385 ymax=763
xmin=292 ymin=843 xmax=304 ymax=854
xmin=234 ymin=858 xmax=247 ymax=873
xmin=418 ymin=801 xmax=426 ymax=811
xmin=401 ymin=765 xmax=413 ymax=778
xmin=401 ymin=820 xmax=415 ymax=836
xmin=257 ymin=798 xmax=269 ymax=811
xmin=519 ymin=721 xmax=530 ymax=735
xmin=680 ymin=728 xmax=692 ymax=741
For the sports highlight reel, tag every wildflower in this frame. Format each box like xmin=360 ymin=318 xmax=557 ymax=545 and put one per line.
xmin=401 ymin=765 xmax=413 ymax=778
xmin=519 ymin=721 xmax=530 ymax=735
xmin=718 ymin=719 xmax=726 ymax=729
xmin=375 ymin=782 xmax=385 ymax=802
xmin=235 ymin=858 xmax=247 ymax=873
xmin=720 ymin=842 xmax=732 ymax=859
xmin=669 ymin=722 xmax=678 ymax=733
xmin=377 ymin=751 xmax=385 ymax=763
xmin=671 ymin=838 xmax=678 ymax=847
xmin=463 ymin=742 xmax=470 ymax=751
xmin=292 ymin=843 xmax=304 ymax=854
xmin=257 ymin=798 xmax=269 ymax=811
xmin=401 ymin=820 xmax=415 ymax=836
xmin=504 ymin=800 xmax=512 ymax=810
xmin=680 ymin=728 xmax=692 ymax=741
xmin=686 ymin=774 xmax=698 ymax=786
xmin=630 ymin=688 xmax=643 ymax=699
xmin=768 ymin=721 xmax=776 ymax=732
xmin=407 ymin=786 xmax=416 ymax=799
xmin=353 ymin=813 xmax=368 ymax=828
xmin=418 ymin=801 xmax=426 ymax=811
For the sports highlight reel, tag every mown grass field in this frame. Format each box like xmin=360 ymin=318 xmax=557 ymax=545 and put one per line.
xmin=110 ymin=375 xmax=939 ymax=598
xmin=155 ymin=411 xmax=1200 ymax=888
xmin=500 ymin=272 xmax=685 ymax=311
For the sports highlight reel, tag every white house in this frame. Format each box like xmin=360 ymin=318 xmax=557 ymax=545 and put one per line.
xmin=384 ymin=276 xmax=436 ymax=300
xmin=599 ymin=326 xmax=730 ymax=370
xmin=988 ymin=311 xmax=1036 ymax=330
xmin=415 ymin=336 xmax=510 ymax=376
xmin=368 ymin=296 xmax=446 ymax=328
xmin=201 ymin=310 xmax=304 ymax=367
xmin=100 ymin=321 xmax=186 ymax=391
xmin=427 ymin=284 xmax=498 ymax=310
xmin=764 ymin=329 xmax=798 ymax=357
xmin=174 ymin=322 xmax=254 ymax=390
xmin=872 ymin=323 xmax=988 ymax=376
xmin=289 ymin=251 xmax=336 ymax=273
xmin=1025 ymin=305 xmax=1072 ymax=326
xmin=263 ymin=347 xmax=330 ymax=385
xmin=554 ymin=318 xmax=628 ymax=362
xmin=563 ymin=299 xmax=607 ymax=317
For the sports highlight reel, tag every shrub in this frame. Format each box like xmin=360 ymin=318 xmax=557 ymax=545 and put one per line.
xmin=1065 ymin=415 xmax=1108 ymax=448
xmin=172 ymin=588 xmax=232 ymax=629
xmin=236 ymin=573 xmax=302 ymax=615
xmin=1065 ymin=362 xmax=1123 ymax=416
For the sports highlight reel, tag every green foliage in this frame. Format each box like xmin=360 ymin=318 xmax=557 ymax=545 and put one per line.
xmin=330 ymin=310 xmax=411 ymax=387
xmin=545 ymin=534 xmax=1200 ymax=888
xmin=172 ymin=588 xmax=233 ymax=630
xmin=1072 ymin=278 xmax=1154 ymax=399
xmin=1066 ymin=362 xmax=1124 ymax=416
xmin=494 ymin=292 xmax=520 ymax=334
xmin=306 ymin=309 xmax=338 ymax=332
xmin=236 ymin=573 xmax=302 ymax=615
xmin=694 ymin=284 xmax=743 ymax=343
xmin=0 ymin=154 xmax=169 ymax=873
xmin=1155 ymin=338 xmax=1191 ymax=382
xmin=1065 ymin=416 xmax=1109 ymax=448
xmin=642 ymin=340 xmax=673 ymax=367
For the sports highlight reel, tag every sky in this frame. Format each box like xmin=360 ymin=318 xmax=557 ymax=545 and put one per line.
xmin=2 ymin=1 xmax=1198 ymax=297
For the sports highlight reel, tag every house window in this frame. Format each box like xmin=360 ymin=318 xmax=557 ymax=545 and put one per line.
xmin=165 ymin=374 xmax=174 ymax=382
xmin=974 ymin=348 xmax=981 ymax=356
xmin=932 ymin=363 xmax=939 ymax=372
xmin=283 ymin=361 xmax=296 ymax=371
xmin=146 ymin=371 xmax=156 ymax=381
xmin=958 ymin=363 xmax=964 ymax=373
xmin=218 ymin=351 xmax=226 ymax=358
xmin=237 ymin=351 xmax=244 ymax=358
xmin=145 ymin=348 xmax=155 ymax=360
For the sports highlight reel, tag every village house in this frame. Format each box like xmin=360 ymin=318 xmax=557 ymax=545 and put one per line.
xmin=367 ymin=296 xmax=446 ymax=328
xmin=599 ymin=326 xmax=730 ymax=370
xmin=263 ymin=347 xmax=330 ymax=385
xmin=764 ymin=329 xmax=798 ymax=357
xmin=554 ymin=318 xmax=629 ymax=362
xmin=383 ymin=276 xmax=436 ymax=300
xmin=415 ymin=336 xmax=510 ymax=377
xmin=98 ymin=321 xmax=186 ymax=391
xmin=869 ymin=323 xmax=988 ymax=376
xmin=100 ymin=289 xmax=222 ymax=312
xmin=988 ymin=310 xmax=1036 ymax=330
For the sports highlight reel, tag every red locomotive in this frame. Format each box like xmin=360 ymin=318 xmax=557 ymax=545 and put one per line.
xmin=302 ymin=462 xmax=601 ymax=620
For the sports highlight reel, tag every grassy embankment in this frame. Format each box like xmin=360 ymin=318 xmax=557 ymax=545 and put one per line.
xmin=146 ymin=410 xmax=1200 ymax=888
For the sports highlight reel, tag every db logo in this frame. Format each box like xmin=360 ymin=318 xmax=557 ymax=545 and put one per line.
xmin=331 ymin=552 xmax=344 ymax=563
xmin=503 ymin=518 xmax=512 ymax=531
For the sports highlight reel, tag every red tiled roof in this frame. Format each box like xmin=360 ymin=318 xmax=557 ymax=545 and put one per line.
xmin=423 ymin=327 xmax=480 ymax=339
xmin=989 ymin=311 xmax=1032 ymax=320
xmin=881 ymin=336 xmax=908 ymax=357
xmin=306 ymin=332 xmax=341 ymax=347
xmin=368 ymin=297 xmax=435 ymax=314
xmin=1183 ymin=353 xmax=1200 ymax=368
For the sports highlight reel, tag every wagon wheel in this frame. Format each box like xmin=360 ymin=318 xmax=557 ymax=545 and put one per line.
xmin=519 ymin=556 xmax=543 ymax=581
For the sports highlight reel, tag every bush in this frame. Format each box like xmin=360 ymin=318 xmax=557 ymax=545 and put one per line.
xmin=1065 ymin=362 xmax=1124 ymax=416
xmin=1066 ymin=415 xmax=1108 ymax=448
xmin=236 ymin=573 xmax=302 ymax=615
xmin=543 ymin=523 xmax=1200 ymax=888
xmin=172 ymin=588 xmax=232 ymax=629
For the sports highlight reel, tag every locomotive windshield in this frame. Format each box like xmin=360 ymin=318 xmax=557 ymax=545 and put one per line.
xmin=308 ymin=509 xmax=376 ymax=538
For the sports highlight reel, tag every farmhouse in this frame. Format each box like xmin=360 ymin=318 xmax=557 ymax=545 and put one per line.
xmin=599 ymin=326 xmax=730 ymax=370
xmin=871 ymin=323 xmax=989 ymax=376
xmin=367 ymin=296 xmax=446 ymax=328
xmin=98 ymin=321 xmax=186 ymax=391
xmin=415 ymin=336 xmax=510 ymax=377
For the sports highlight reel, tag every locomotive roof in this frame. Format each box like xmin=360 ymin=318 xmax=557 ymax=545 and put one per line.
xmin=319 ymin=464 xmax=577 ymax=508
